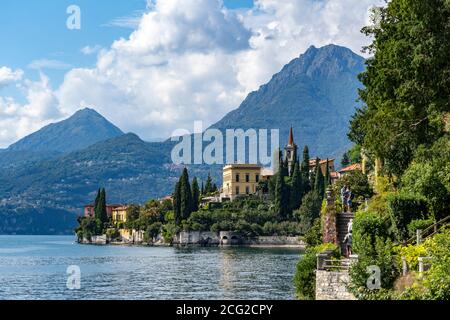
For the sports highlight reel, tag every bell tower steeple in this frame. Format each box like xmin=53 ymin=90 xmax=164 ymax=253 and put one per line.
xmin=285 ymin=127 xmax=298 ymax=175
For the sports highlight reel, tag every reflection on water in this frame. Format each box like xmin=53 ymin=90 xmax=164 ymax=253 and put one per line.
xmin=0 ymin=236 xmax=302 ymax=300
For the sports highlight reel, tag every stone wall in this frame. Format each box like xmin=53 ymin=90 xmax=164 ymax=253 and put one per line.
xmin=174 ymin=231 xmax=220 ymax=245
xmin=172 ymin=231 xmax=305 ymax=247
xmin=315 ymin=270 xmax=356 ymax=300
xmin=244 ymin=236 xmax=305 ymax=247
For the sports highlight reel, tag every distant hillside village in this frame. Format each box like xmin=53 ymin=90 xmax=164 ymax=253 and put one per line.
xmin=78 ymin=127 xmax=363 ymax=246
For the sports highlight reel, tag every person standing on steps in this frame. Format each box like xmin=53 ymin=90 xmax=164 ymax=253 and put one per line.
xmin=347 ymin=186 xmax=353 ymax=213
xmin=347 ymin=219 xmax=353 ymax=234
xmin=343 ymin=231 xmax=353 ymax=257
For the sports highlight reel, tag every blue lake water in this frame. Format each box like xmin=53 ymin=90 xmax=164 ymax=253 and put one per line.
xmin=0 ymin=236 xmax=302 ymax=300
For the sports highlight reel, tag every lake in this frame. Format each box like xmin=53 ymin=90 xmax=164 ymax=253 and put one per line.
xmin=0 ymin=235 xmax=302 ymax=300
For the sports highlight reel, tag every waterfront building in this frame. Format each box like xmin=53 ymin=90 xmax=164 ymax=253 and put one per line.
xmin=221 ymin=164 xmax=263 ymax=201
xmin=309 ymin=158 xmax=336 ymax=175
xmin=112 ymin=206 xmax=130 ymax=224
xmin=84 ymin=204 xmax=123 ymax=218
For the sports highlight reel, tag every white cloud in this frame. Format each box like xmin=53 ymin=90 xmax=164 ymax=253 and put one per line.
xmin=0 ymin=73 xmax=61 ymax=147
xmin=1 ymin=0 xmax=384 ymax=147
xmin=81 ymin=45 xmax=102 ymax=55
xmin=104 ymin=11 xmax=144 ymax=29
xmin=0 ymin=67 xmax=23 ymax=89
xmin=28 ymin=59 xmax=73 ymax=70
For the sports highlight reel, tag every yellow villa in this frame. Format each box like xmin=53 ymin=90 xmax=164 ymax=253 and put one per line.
xmin=222 ymin=164 xmax=263 ymax=200
xmin=112 ymin=206 xmax=129 ymax=224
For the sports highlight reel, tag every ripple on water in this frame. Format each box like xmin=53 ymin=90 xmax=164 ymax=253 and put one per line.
xmin=0 ymin=236 xmax=302 ymax=300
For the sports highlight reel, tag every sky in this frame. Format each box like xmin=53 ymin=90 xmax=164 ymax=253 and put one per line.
xmin=0 ymin=0 xmax=383 ymax=147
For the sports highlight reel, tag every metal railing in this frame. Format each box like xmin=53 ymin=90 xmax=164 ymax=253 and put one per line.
xmin=405 ymin=214 xmax=450 ymax=245
xmin=322 ymin=259 xmax=351 ymax=271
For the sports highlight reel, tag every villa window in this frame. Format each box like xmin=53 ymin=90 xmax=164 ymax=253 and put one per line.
xmin=245 ymin=186 xmax=250 ymax=195
xmin=255 ymin=174 xmax=260 ymax=183
xmin=236 ymin=186 xmax=240 ymax=195
xmin=236 ymin=174 xmax=240 ymax=182
xmin=245 ymin=174 xmax=250 ymax=183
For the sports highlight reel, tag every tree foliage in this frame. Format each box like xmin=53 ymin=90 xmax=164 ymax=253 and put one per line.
xmin=349 ymin=0 xmax=450 ymax=177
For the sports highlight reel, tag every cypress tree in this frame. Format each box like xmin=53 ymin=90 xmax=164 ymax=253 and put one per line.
xmin=204 ymin=173 xmax=213 ymax=194
xmin=290 ymin=146 xmax=298 ymax=177
xmin=314 ymin=158 xmax=325 ymax=198
xmin=191 ymin=177 xmax=200 ymax=212
xmin=275 ymin=164 xmax=290 ymax=218
xmin=179 ymin=168 xmax=192 ymax=220
xmin=173 ymin=181 xmax=181 ymax=224
xmin=201 ymin=181 xmax=204 ymax=195
xmin=301 ymin=146 xmax=311 ymax=193
xmin=99 ymin=188 xmax=108 ymax=223
xmin=341 ymin=152 xmax=350 ymax=167
xmin=290 ymin=161 xmax=303 ymax=211
xmin=280 ymin=157 xmax=289 ymax=177
xmin=324 ymin=158 xmax=331 ymax=190
xmin=93 ymin=188 xmax=101 ymax=219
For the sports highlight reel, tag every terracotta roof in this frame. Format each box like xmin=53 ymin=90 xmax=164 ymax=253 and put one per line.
xmin=339 ymin=163 xmax=362 ymax=173
xmin=309 ymin=158 xmax=335 ymax=166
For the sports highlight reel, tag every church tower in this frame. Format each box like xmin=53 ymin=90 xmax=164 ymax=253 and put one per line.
xmin=285 ymin=127 xmax=298 ymax=176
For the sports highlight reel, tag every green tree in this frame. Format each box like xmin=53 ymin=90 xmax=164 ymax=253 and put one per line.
xmin=313 ymin=158 xmax=325 ymax=198
xmin=349 ymin=0 xmax=449 ymax=177
xmin=290 ymin=146 xmax=298 ymax=177
xmin=204 ymin=173 xmax=213 ymax=194
xmin=179 ymin=168 xmax=193 ymax=220
xmin=95 ymin=188 xmax=108 ymax=224
xmin=324 ymin=158 xmax=331 ymax=190
xmin=341 ymin=152 xmax=350 ymax=167
xmin=290 ymin=161 xmax=303 ymax=211
xmin=295 ymin=191 xmax=322 ymax=231
xmin=280 ymin=157 xmax=289 ymax=178
xmin=191 ymin=177 xmax=200 ymax=213
xmin=173 ymin=181 xmax=181 ymax=224
xmin=100 ymin=188 xmax=108 ymax=223
xmin=93 ymin=188 xmax=100 ymax=218
xmin=301 ymin=146 xmax=311 ymax=193
xmin=274 ymin=168 xmax=290 ymax=218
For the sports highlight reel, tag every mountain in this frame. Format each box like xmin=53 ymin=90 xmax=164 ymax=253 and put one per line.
xmin=7 ymin=108 xmax=124 ymax=153
xmin=0 ymin=44 xmax=365 ymax=234
xmin=212 ymin=44 xmax=365 ymax=159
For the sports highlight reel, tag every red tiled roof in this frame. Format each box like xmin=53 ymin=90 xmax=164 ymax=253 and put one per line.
xmin=309 ymin=158 xmax=335 ymax=166
xmin=339 ymin=163 xmax=362 ymax=173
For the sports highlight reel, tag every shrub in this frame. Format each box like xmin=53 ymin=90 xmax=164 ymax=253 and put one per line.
xmin=349 ymin=237 xmax=400 ymax=299
xmin=105 ymin=228 xmax=120 ymax=241
xmin=422 ymin=228 xmax=450 ymax=299
xmin=294 ymin=243 xmax=339 ymax=300
xmin=295 ymin=191 xmax=322 ymax=230
xmin=304 ymin=218 xmax=322 ymax=247
xmin=407 ymin=218 xmax=434 ymax=238
xmin=162 ymin=223 xmax=178 ymax=244
xmin=353 ymin=211 xmax=391 ymax=256
xmin=394 ymin=244 xmax=427 ymax=271
xmin=387 ymin=192 xmax=428 ymax=242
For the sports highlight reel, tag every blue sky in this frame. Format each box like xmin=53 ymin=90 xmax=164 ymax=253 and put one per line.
xmin=0 ymin=0 xmax=379 ymax=147
xmin=1 ymin=0 xmax=253 ymax=93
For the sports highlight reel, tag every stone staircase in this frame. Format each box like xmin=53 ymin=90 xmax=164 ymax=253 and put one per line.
xmin=337 ymin=212 xmax=354 ymax=255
